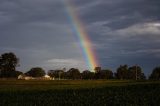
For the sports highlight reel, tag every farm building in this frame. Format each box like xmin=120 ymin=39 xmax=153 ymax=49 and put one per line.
xmin=42 ymin=75 xmax=54 ymax=80
xmin=18 ymin=74 xmax=34 ymax=80
xmin=18 ymin=74 xmax=54 ymax=80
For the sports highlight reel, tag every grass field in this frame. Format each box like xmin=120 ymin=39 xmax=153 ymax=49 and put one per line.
xmin=0 ymin=80 xmax=160 ymax=106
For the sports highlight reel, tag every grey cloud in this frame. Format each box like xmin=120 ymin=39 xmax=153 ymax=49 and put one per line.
xmin=0 ymin=0 xmax=160 ymax=75
xmin=79 ymin=0 xmax=160 ymax=75
xmin=0 ymin=0 xmax=85 ymax=71
xmin=43 ymin=58 xmax=87 ymax=71
xmin=79 ymin=0 xmax=160 ymax=30
xmin=87 ymin=20 xmax=160 ymax=75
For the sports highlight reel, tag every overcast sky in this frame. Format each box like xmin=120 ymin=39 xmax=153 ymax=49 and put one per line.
xmin=0 ymin=0 xmax=160 ymax=75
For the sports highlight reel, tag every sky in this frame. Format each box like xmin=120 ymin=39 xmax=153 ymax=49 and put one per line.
xmin=0 ymin=0 xmax=160 ymax=76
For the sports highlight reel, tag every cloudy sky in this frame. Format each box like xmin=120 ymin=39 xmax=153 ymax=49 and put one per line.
xmin=0 ymin=0 xmax=160 ymax=75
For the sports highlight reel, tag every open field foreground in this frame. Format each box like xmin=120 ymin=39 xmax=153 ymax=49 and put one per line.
xmin=0 ymin=80 xmax=160 ymax=106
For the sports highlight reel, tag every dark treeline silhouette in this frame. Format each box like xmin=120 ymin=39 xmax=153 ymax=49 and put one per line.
xmin=0 ymin=52 xmax=22 ymax=78
xmin=115 ymin=65 xmax=146 ymax=80
xmin=25 ymin=67 xmax=46 ymax=77
xmin=0 ymin=52 xmax=160 ymax=80
xmin=149 ymin=67 xmax=160 ymax=80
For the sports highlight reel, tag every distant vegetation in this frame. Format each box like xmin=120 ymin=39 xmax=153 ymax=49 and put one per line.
xmin=0 ymin=52 xmax=160 ymax=80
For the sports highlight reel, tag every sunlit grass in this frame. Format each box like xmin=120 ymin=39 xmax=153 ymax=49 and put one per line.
xmin=0 ymin=79 xmax=159 ymax=91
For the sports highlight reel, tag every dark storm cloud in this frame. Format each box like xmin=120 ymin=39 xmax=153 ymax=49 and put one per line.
xmin=0 ymin=0 xmax=87 ymax=71
xmin=0 ymin=0 xmax=160 ymax=75
xmin=90 ymin=22 xmax=160 ymax=74
xmin=77 ymin=0 xmax=160 ymax=29
xmin=74 ymin=0 xmax=160 ymax=75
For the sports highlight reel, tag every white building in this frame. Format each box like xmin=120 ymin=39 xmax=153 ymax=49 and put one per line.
xmin=18 ymin=74 xmax=34 ymax=80
xmin=42 ymin=75 xmax=54 ymax=80
xmin=18 ymin=74 xmax=54 ymax=80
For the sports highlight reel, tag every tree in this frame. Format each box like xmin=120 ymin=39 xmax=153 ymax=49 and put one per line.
xmin=128 ymin=65 xmax=146 ymax=80
xmin=149 ymin=67 xmax=160 ymax=80
xmin=94 ymin=69 xmax=113 ymax=79
xmin=0 ymin=52 xmax=19 ymax=71
xmin=66 ymin=68 xmax=81 ymax=79
xmin=25 ymin=67 xmax=45 ymax=77
xmin=94 ymin=67 xmax=101 ymax=73
xmin=0 ymin=70 xmax=23 ymax=78
xmin=101 ymin=69 xmax=113 ymax=79
xmin=115 ymin=65 xmax=129 ymax=79
xmin=48 ymin=70 xmax=64 ymax=79
xmin=0 ymin=52 xmax=19 ymax=77
xmin=81 ymin=70 xmax=94 ymax=79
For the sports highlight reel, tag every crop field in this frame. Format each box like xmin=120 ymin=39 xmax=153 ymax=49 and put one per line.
xmin=0 ymin=80 xmax=160 ymax=106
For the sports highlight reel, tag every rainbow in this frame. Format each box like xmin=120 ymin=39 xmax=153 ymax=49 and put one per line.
xmin=63 ymin=0 xmax=99 ymax=71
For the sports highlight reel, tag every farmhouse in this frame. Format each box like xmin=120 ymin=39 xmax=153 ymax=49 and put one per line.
xmin=18 ymin=74 xmax=54 ymax=80
xmin=18 ymin=74 xmax=34 ymax=80
xmin=42 ymin=75 xmax=54 ymax=80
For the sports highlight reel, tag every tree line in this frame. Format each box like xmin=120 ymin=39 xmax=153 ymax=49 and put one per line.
xmin=0 ymin=52 xmax=160 ymax=80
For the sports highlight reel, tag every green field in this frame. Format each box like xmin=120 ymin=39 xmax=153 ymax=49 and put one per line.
xmin=0 ymin=80 xmax=160 ymax=106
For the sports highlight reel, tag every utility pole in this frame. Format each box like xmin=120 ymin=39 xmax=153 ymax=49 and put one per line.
xmin=58 ymin=71 xmax=63 ymax=80
xmin=135 ymin=64 xmax=137 ymax=80
xmin=58 ymin=71 xmax=61 ymax=80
